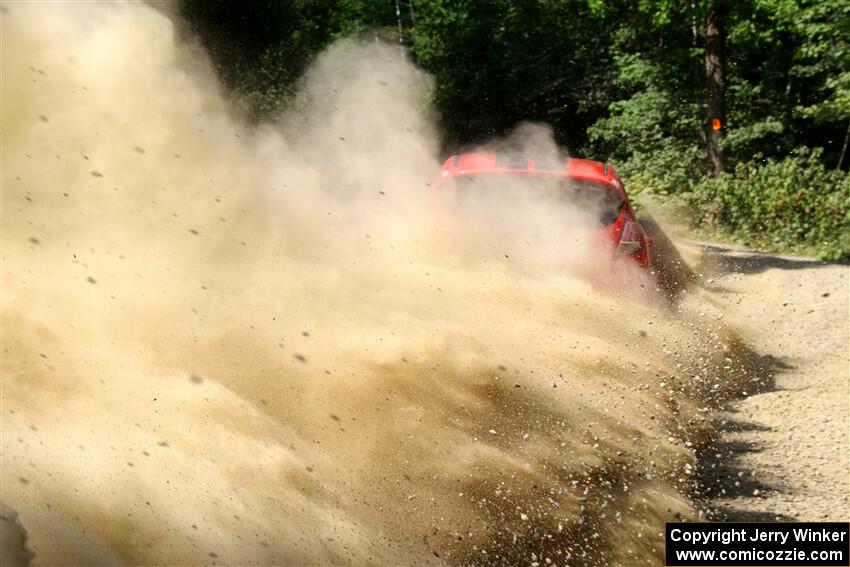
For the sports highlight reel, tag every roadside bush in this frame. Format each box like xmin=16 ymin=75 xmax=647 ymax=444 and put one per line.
xmin=683 ymin=148 xmax=850 ymax=260
xmin=615 ymin=144 xmax=703 ymax=196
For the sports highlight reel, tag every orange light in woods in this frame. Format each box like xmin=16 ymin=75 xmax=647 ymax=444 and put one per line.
xmin=711 ymin=118 xmax=722 ymax=131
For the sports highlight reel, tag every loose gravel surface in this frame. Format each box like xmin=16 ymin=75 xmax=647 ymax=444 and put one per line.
xmin=684 ymin=241 xmax=849 ymax=521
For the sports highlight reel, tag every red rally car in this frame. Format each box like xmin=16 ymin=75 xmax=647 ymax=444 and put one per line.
xmin=435 ymin=152 xmax=653 ymax=269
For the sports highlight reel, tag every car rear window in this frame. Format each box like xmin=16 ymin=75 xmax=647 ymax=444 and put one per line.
xmin=442 ymin=174 xmax=624 ymax=226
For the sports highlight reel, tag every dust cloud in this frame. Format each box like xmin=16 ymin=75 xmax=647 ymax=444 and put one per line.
xmin=2 ymin=3 xmax=752 ymax=566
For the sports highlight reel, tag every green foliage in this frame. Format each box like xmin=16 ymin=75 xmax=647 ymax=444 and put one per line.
xmin=410 ymin=0 xmax=616 ymax=150
xmin=683 ymin=148 xmax=850 ymax=259
xmin=613 ymin=145 xmax=705 ymax=197
xmin=791 ymin=0 xmax=850 ymax=124
xmin=588 ymin=54 xmax=703 ymax=194
xmin=179 ymin=0 xmax=397 ymax=119
xmin=587 ymin=0 xmax=850 ymax=259
xmin=177 ymin=0 xmax=850 ymax=260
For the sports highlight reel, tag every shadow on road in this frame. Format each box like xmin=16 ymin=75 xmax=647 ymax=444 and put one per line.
xmin=698 ymin=245 xmax=845 ymax=275
xmin=695 ymin=420 xmax=795 ymax=522
xmin=693 ymin=345 xmax=796 ymax=523
xmin=639 ymin=212 xmax=815 ymax=523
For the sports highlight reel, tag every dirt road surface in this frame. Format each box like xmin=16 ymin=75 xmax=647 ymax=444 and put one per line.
xmin=2 ymin=6 xmax=847 ymax=562
xmin=4 ymin=224 xmax=846 ymax=567
xmin=670 ymin=235 xmax=849 ymax=522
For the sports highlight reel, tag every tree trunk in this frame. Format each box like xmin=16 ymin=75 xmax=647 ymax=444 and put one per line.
xmin=838 ymin=119 xmax=850 ymax=171
xmin=705 ymin=2 xmax=726 ymax=176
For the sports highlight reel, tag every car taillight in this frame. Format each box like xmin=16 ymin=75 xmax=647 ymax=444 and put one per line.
xmin=616 ymin=220 xmax=643 ymax=256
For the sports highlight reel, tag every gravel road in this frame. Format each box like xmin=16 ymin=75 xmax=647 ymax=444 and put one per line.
xmin=676 ymin=239 xmax=849 ymax=521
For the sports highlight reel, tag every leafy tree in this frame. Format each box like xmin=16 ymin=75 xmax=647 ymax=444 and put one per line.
xmin=179 ymin=0 xmax=397 ymax=118
xmin=789 ymin=0 xmax=850 ymax=168
xmin=177 ymin=0 xmax=850 ymax=256
xmin=409 ymin=0 xmax=617 ymax=152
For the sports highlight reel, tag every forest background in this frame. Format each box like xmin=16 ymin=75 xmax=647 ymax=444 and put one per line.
xmin=179 ymin=0 xmax=850 ymax=259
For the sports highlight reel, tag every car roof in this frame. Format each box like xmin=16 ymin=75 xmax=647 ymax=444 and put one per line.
xmin=439 ymin=152 xmax=624 ymax=195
